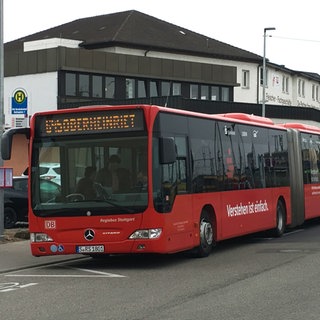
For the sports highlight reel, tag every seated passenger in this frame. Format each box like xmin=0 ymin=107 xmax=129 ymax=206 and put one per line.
xmin=96 ymin=155 xmax=131 ymax=193
xmin=76 ymin=166 xmax=97 ymax=200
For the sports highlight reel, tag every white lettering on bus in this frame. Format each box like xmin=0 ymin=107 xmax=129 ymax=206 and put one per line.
xmin=227 ymin=200 xmax=269 ymax=217
xmin=44 ymin=220 xmax=56 ymax=229
xmin=100 ymin=217 xmax=135 ymax=223
xmin=102 ymin=231 xmax=121 ymax=235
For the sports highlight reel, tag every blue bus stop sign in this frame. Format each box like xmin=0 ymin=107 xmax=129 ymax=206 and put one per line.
xmin=12 ymin=89 xmax=28 ymax=115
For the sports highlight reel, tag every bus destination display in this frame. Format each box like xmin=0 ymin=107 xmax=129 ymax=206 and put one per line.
xmin=36 ymin=109 xmax=145 ymax=137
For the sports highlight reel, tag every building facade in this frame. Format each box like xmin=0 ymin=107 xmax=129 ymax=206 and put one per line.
xmin=4 ymin=10 xmax=320 ymax=131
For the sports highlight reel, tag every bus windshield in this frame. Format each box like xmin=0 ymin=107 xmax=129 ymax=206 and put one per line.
xmin=30 ymin=133 xmax=148 ymax=216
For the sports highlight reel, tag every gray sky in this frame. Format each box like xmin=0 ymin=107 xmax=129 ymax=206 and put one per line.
xmin=3 ymin=0 xmax=320 ymax=74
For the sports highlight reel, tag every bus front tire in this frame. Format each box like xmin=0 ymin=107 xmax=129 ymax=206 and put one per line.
xmin=194 ymin=211 xmax=215 ymax=258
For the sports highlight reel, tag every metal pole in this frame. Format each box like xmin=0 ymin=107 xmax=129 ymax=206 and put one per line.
xmin=262 ymin=27 xmax=275 ymax=117
xmin=0 ymin=0 xmax=4 ymax=239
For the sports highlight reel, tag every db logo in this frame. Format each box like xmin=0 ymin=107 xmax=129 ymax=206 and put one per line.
xmin=45 ymin=220 xmax=56 ymax=229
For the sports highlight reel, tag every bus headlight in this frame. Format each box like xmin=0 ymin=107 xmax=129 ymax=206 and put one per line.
xmin=129 ymin=228 xmax=162 ymax=239
xmin=30 ymin=233 xmax=54 ymax=243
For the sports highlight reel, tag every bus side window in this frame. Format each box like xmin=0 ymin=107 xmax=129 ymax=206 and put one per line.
xmin=153 ymin=136 xmax=188 ymax=212
xmin=175 ymin=137 xmax=187 ymax=193
xmin=161 ymin=136 xmax=187 ymax=196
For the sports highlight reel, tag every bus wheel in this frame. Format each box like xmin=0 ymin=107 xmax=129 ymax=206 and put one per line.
xmin=271 ymin=201 xmax=286 ymax=237
xmin=194 ymin=211 xmax=215 ymax=258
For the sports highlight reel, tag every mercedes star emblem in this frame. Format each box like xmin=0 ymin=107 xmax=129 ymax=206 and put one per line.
xmin=84 ymin=229 xmax=95 ymax=241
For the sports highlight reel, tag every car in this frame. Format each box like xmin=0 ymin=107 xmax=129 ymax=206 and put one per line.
xmin=4 ymin=176 xmax=61 ymax=229
xmin=39 ymin=162 xmax=61 ymax=185
xmin=23 ymin=162 xmax=61 ymax=185
xmin=4 ymin=176 xmax=28 ymax=229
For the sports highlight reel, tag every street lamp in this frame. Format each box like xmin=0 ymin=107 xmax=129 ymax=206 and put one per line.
xmin=262 ymin=27 xmax=276 ymax=117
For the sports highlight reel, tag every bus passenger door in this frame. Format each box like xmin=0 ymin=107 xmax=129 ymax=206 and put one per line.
xmin=153 ymin=135 xmax=194 ymax=252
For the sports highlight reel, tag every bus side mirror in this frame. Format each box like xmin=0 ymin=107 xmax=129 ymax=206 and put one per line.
xmin=1 ymin=127 xmax=30 ymax=160
xmin=159 ymin=137 xmax=177 ymax=164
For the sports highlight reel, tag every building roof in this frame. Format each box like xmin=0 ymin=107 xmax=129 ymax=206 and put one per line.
xmin=5 ymin=10 xmax=319 ymax=79
xmin=268 ymin=62 xmax=320 ymax=81
xmin=5 ymin=10 xmax=262 ymax=63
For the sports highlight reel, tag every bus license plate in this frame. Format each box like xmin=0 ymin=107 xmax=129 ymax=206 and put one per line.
xmin=76 ymin=245 xmax=105 ymax=253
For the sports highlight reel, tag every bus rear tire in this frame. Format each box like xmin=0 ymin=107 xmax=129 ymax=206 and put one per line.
xmin=271 ymin=200 xmax=286 ymax=237
xmin=194 ymin=210 xmax=215 ymax=258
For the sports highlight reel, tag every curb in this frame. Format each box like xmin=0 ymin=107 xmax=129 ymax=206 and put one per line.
xmin=14 ymin=230 xmax=30 ymax=240
xmin=0 ymin=228 xmax=30 ymax=244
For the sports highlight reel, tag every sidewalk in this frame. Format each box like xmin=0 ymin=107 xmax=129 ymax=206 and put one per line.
xmin=0 ymin=229 xmax=81 ymax=274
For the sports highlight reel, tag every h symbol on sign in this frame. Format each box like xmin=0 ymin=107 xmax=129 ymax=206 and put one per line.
xmin=16 ymin=92 xmax=24 ymax=103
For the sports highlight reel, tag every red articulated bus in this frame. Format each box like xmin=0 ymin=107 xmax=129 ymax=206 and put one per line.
xmin=1 ymin=105 xmax=320 ymax=258
xmin=280 ymin=122 xmax=320 ymax=223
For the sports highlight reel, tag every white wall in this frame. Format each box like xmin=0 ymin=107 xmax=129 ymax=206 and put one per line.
xmin=4 ymin=72 xmax=58 ymax=128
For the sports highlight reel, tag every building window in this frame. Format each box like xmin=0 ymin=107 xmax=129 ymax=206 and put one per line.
xmin=311 ymin=84 xmax=319 ymax=101
xmin=138 ymin=80 xmax=147 ymax=98
xmin=92 ymin=75 xmax=103 ymax=98
xmin=221 ymin=87 xmax=230 ymax=101
xmin=201 ymin=85 xmax=209 ymax=100
xmin=312 ymin=85 xmax=316 ymax=101
xmin=188 ymin=84 xmax=230 ymax=101
xmin=211 ymin=86 xmax=219 ymax=101
xmin=282 ymin=75 xmax=289 ymax=94
xmin=63 ymin=72 xmax=232 ymax=103
xmin=65 ymin=72 xmax=115 ymax=99
xmin=242 ymin=70 xmax=250 ymax=88
xmin=298 ymin=79 xmax=305 ymax=97
xmin=105 ymin=76 xmax=115 ymax=98
xmin=161 ymin=82 xmax=171 ymax=97
xmin=150 ymin=81 xmax=159 ymax=97
xmin=126 ymin=78 xmax=135 ymax=98
xmin=79 ymin=74 xmax=89 ymax=97
xmin=159 ymin=81 xmax=181 ymax=96
xmin=190 ymin=84 xmax=198 ymax=99
xmin=65 ymin=72 xmax=76 ymax=96
xmin=172 ymin=83 xmax=181 ymax=96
